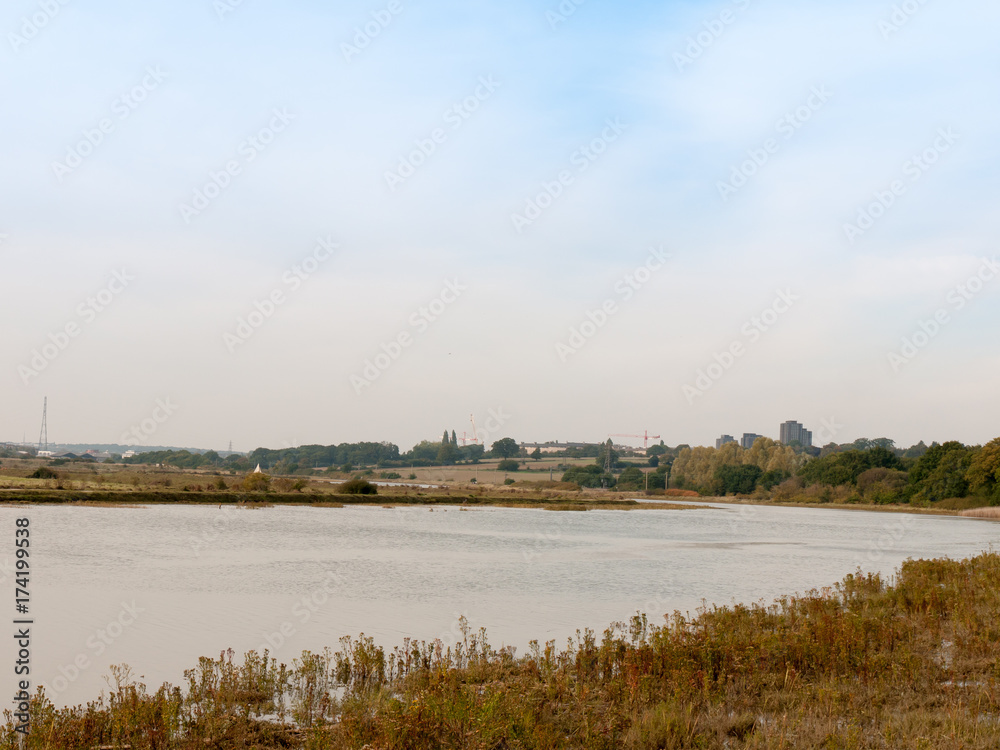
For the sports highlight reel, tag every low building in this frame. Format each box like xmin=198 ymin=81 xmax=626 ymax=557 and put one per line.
xmin=520 ymin=441 xmax=598 ymax=454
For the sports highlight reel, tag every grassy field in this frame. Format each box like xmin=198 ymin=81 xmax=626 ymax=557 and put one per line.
xmin=7 ymin=552 xmax=1000 ymax=748
xmin=0 ymin=457 xmax=989 ymax=518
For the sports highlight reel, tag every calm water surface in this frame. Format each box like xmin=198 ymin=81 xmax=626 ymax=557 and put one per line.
xmin=2 ymin=502 xmax=996 ymax=706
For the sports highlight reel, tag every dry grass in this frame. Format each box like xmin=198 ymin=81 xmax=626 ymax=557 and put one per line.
xmin=9 ymin=553 xmax=1000 ymax=748
xmin=959 ymin=506 xmax=1000 ymax=519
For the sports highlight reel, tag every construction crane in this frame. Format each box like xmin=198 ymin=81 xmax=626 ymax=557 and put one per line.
xmin=608 ymin=430 xmax=661 ymax=450
xmin=460 ymin=413 xmax=482 ymax=446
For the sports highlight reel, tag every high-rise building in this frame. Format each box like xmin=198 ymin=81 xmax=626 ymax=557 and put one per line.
xmin=741 ymin=433 xmax=764 ymax=449
xmin=715 ymin=434 xmax=736 ymax=449
xmin=779 ymin=421 xmax=812 ymax=448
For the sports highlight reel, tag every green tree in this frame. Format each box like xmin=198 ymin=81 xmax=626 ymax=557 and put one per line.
xmin=442 ymin=430 xmax=450 ymax=446
xmin=715 ymin=464 xmax=762 ymax=495
xmin=910 ymin=442 xmax=973 ymax=502
xmin=616 ymin=466 xmax=646 ymax=491
xmin=967 ymin=438 xmax=1000 ymax=501
xmin=903 ymin=440 xmax=929 ymax=459
xmin=562 ymin=464 xmax=615 ymax=489
xmin=463 ymin=444 xmax=485 ymax=463
xmin=530 ymin=447 xmax=542 ymax=461
xmin=242 ymin=472 xmax=272 ymax=492
xmin=491 ymin=438 xmax=519 ymax=459
xmin=497 ymin=459 xmax=520 ymax=472
xmin=436 ymin=443 xmax=459 ymax=465
xmin=647 ymin=443 xmax=668 ymax=458
xmin=407 ymin=441 xmax=440 ymax=462
xmin=451 ymin=430 xmax=458 ymax=446
xmin=338 ymin=477 xmax=377 ymax=495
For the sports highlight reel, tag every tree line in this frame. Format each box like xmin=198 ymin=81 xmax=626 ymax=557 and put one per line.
xmin=119 ymin=434 xmax=523 ymax=474
xmin=669 ymin=437 xmax=1000 ymax=505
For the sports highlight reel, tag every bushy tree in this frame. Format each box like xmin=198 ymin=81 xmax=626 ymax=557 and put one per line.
xmin=714 ymin=464 xmax=762 ymax=495
xmin=909 ymin=441 xmax=974 ymax=502
xmin=616 ymin=466 xmax=646 ymax=491
xmin=497 ymin=459 xmax=520 ymax=472
xmin=436 ymin=443 xmax=459 ymax=465
xmin=966 ymin=438 xmax=1000 ymax=502
xmin=242 ymin=472 xmax=271 ymax=492
xmin=799 ymin=447 xmax=902 ymax=487
xmin=562 ymin=464 xmax=616 ymax=488
xmin=338 ymin=477 xmax=377 ymax=495
xmin=491 ymin=438 xmax=519 ymax=459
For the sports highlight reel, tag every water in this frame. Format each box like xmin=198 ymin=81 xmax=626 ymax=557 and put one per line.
xmin=1 ymin=502 xmax=996 ymax=707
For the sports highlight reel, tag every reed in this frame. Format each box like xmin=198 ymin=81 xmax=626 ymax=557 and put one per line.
xmin=960 ymin=506 xmax=1000 ymax=518
xmin=7 ymin=553 xmax=1000 ymax=748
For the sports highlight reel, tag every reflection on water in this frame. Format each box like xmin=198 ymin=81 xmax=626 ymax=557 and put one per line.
xmin=1 ymin=503 xmax=996 ymax=706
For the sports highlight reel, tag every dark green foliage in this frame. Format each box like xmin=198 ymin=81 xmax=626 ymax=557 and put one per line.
xmin=760 ymin=469 xmax=791 ymax=490
xmin=799 ymin=447 xmax=903 ymax=486
xmin=497 ymin=459 xmax=520 ymax=472
xmin=337 ymin=478 xmax=377 ymax=495
xmin=29 ymin=466 xmax=58 ymax=479
xmin=714 ymin=464 xmax=762 ymax=495
xmin=562 ymin=464 xmax=616 ymax=488
xmin=615 ymin=466 xmax=646 ymax=490
xmin=491 ymin=438 xmax=520 ymax=459
xmin=911 ymin=442 xmax=974 ymax=501
xmin=436 ymin=443 xmax=459 ymax=465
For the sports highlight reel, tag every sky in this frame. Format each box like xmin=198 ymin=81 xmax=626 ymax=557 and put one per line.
xmin=1 ymin=0 xmax=998 ymax=453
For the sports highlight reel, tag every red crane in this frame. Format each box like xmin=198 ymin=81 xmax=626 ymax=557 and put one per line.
xmin=608 ymin=431 xmax=661 ymax=450
xmin=460 ymin=414 xmax=482 ymax=446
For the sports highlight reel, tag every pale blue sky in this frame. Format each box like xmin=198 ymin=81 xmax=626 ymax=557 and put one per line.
xmin=2 ymin=0 xmax=998 ymax=451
